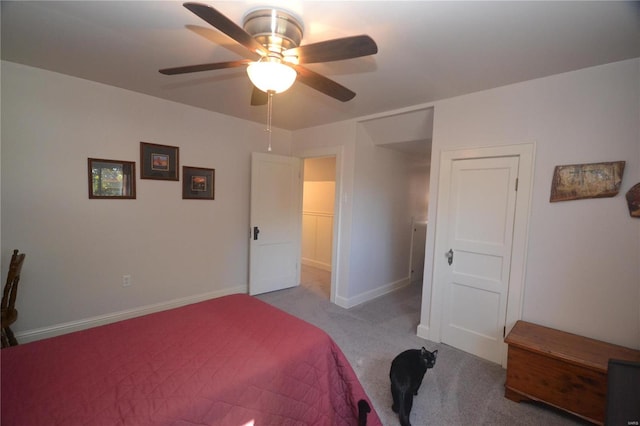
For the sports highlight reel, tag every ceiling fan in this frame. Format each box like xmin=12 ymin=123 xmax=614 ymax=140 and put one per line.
xmin=159 ymin=2 xmax=378 ymax=105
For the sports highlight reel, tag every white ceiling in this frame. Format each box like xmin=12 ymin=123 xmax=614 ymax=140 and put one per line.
xmin=2 ymin=1 xmax=639 ymax=131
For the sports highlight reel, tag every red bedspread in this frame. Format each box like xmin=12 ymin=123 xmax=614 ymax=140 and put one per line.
xmin=1 ymin=294 xmax=381 ymax=425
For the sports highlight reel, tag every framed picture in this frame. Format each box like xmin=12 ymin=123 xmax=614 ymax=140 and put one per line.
xmin=550 ymin=161 xmax=625 ymax=202
xmin=88 ymin=158 xmax=136 ymax=199
xmin=182 ymin=166 xmax=215 ymax=200
xmin=140 ymin=142 xmax=179 ymax=180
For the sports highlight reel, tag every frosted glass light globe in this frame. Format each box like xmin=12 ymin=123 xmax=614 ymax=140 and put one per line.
xmin=247 ymin=61 xmax=296 ymax=93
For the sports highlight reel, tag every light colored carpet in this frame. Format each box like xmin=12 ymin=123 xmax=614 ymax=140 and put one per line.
xmin=256 ymin=266 xmax=589 ymax=426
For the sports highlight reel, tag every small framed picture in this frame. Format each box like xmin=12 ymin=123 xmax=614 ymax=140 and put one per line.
xmin=140 ymin=142 xmax=179 ymax=180
xmin=88 ymin=158 xmax=136 ymax=199
xmin=182 ymin=166 xmax=215 ymax=200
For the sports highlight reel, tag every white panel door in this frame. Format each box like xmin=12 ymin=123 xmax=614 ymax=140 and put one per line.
xmin=249 ymin=152 xmax=301 ymax=295
xmin=441 ymin=156 xmax=519 ymax=363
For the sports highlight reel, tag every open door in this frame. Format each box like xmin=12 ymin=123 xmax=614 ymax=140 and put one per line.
xmin=249 ymin=152 xmax=302 ymax=295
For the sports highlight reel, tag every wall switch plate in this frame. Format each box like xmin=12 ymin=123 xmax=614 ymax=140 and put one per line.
xmin=122 ymin=275 xmax=132 ymax=287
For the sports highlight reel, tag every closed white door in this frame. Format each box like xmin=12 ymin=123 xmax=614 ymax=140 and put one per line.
xmin=249 ymin=152 xmax=302 ymax=295
xmin=440 ymin=156 xmax=519 ymax=363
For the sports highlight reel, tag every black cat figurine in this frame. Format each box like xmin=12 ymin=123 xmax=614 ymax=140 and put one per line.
xmin=389 ymin=347 xmax=438 ymax=426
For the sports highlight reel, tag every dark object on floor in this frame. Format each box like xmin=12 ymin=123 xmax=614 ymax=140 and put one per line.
xmin=1 ymin=249 xmax=26 ymax=348
xmin=390 ymin=347 xmax=438 ymax=426
xmin=358 ymin=399 xmax=371 ymax=426
xmin=606 ymin=359 xmax=640 ymax=426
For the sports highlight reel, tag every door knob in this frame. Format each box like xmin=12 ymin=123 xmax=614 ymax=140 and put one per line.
xmin=446 ymin=249 xmax=454 ymax=265
xmin=253 ymin=226 xmax=260 ymax=241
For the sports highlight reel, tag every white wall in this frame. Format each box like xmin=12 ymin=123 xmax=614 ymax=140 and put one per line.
xmin=348 ymin=126 xmax=414 ymax=299
xmin=1 ymin=61 xmax=292 ymax=337
xmin=360 ymin=108 xmax=433 ymax=222
xmin=407 ymin=152 xmax=430 ymax=221
xmin=421 ymin=58 xmax=640 ymax=348
xmin=303 ymin=181 xmax=335 ymax=214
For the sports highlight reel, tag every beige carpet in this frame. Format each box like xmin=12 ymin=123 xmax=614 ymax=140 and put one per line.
xmin=256 ymin=266 xmax=588 ymax=426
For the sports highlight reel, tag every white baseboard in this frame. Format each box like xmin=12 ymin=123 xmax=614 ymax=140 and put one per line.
xmin=335 ymin=277 xmax=411 ymax=309
xmin=16 ymin=286 xmax=246 ymax=344
xmin=416 ymin=323 xmax=432 ymax=341
xmin=301 ymin=258 xmax=331 ymax=271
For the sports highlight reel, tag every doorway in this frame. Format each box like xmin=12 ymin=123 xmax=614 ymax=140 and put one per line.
xmin=300 ymin=156 xmax=336 ymax=300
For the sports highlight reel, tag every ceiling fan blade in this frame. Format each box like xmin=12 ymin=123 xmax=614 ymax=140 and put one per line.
xmin=159 ymin=60 xmax=251 ymax=75
xmin=284 ymin=35 xmax=378 ymax=64
xmin=293 ymin=65 xmax=356 ymax=102
xmin=250 ymin=86 xmax=268 ymax=106
xmin=183 ymin=2 xmax=268 ymax=57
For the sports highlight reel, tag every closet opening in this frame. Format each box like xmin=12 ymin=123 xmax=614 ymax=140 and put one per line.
xmin=300 ymin=156 xmax=336 ymax=300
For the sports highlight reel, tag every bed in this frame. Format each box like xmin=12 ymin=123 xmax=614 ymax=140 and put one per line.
xmin=1 ymin=294 xmax=381 ymax=425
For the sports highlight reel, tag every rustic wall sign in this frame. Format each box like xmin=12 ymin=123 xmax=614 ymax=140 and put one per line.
xmin=550 ymin=161 xmax=625 ymax=202
xmin=625 ymin=183 xmax=640 ymax=217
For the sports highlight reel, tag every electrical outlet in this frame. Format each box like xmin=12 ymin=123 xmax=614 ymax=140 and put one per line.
xmin=122 ymin=275 xmax=132 ymax=287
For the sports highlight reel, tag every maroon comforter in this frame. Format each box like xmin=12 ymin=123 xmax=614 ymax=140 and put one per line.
xmin=1 ymin=294 xmax=381 ymax=425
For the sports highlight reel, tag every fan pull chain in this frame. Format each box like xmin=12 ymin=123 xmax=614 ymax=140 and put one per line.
xmin=266 ymin=90 xmax=275 ymax=152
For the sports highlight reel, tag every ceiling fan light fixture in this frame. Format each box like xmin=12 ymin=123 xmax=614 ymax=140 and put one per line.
xmin=163 ymin=3 xmax=377 ymax=104
xmin=247 ymin=61 xmax=297 ymax=93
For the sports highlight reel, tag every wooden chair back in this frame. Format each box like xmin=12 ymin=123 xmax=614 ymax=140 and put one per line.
xmin=2 ymin=250 xmax=26 ymax=313
xmin=1 ymin=249 xmax=26 ymax=347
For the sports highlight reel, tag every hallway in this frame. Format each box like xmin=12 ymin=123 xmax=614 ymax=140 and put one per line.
xmin=300 ymin=264 xmax=331 ymax=299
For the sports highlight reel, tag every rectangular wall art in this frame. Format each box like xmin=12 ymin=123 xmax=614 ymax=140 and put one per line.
xmin=88 ymin=158 xmax=136 ymax=199
xmin=550 ymin=161 xmax=625 ymax=202
xmin=140 ymin=142 xmax=179 ymax=180
xmin=182 ymin=166 xmax=215 ymax=200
